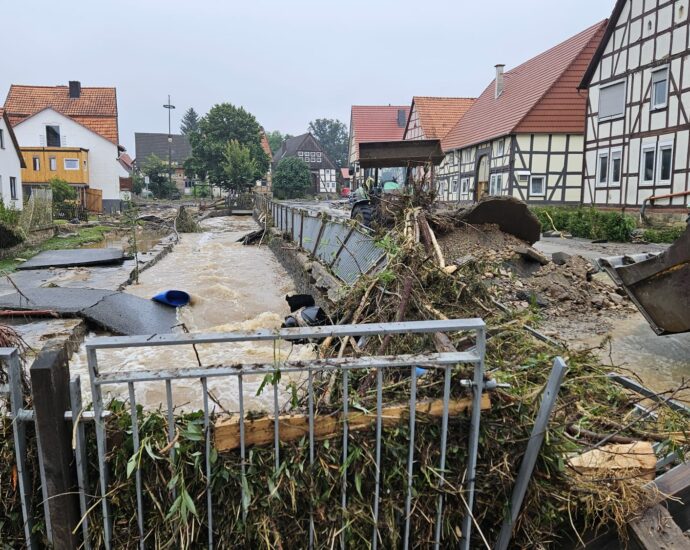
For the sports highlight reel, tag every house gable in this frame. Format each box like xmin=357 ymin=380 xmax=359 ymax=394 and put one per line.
xmin=14 ymin=108 xmax=117 ymax=150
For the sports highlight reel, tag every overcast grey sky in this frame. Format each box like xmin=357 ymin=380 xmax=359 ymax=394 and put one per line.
xmin=2 ymin=0 xmax=613 ymax=154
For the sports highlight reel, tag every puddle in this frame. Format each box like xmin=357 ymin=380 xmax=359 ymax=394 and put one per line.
xmin=70 ymin=216 xmax=315 ymax=412
xmin=577 ymin=313 xmax=690 ymax=401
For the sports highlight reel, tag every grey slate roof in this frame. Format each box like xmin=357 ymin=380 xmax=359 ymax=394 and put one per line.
xmin=135 ymin=133 xmax=192 ymax=165
xmin=272 ymin=132 xmax=336 ymax=170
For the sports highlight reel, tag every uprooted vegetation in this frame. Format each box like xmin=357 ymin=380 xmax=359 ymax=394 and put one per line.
xmin=1 ymin=193 xmax=687 ymax=548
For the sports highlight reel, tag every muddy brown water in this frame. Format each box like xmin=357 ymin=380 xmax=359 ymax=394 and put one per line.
xmin=70 ymin=216 xmax=315 ymax=412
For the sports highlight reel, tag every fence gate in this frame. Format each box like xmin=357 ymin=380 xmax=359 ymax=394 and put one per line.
xmin=85 ymin=188 xmax=103 ymax=213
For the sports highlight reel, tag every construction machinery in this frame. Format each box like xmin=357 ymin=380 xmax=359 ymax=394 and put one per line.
xmin=599 ymin=223 xmax=690 ymax=335
xmin=350 ymin=139 xmax=445 ymax=227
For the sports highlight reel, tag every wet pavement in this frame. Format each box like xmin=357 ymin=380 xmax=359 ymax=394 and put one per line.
xmin=535 ymin=236 xmax=669 ymax=263
xmin=16 ymin=248 xmax=125 ymax=270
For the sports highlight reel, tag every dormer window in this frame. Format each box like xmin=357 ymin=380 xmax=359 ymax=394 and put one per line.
xmin=46 ymin=125 xmax=61 ymax=147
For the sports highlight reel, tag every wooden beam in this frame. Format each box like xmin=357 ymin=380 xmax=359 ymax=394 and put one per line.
xmin=215 ymin=394 xmax=491 ymax=452
xmin=629 ymin=504 xmax=689 ymax=549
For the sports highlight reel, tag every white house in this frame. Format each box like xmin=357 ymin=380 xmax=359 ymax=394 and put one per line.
xmin=0 ymin=108 xmax=24 ymax=210
xmin=4 ymin=82 xmax=122 ymax=212
xmin=579 ymin=0 xmax=690 ymax=211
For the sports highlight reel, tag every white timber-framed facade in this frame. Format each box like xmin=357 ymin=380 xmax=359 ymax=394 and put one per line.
xmin=441 ymin=21 xmax=607 ymax=205
xmin=580 ymin=0 xmax=690 ymax=210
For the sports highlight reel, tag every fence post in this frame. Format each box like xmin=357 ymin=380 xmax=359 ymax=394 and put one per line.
xmin=30 ymin=344 xmax=81 ymax=549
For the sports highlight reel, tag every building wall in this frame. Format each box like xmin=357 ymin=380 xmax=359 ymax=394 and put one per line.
xmin=20 ymin=148 xmax=89 ymax=185
xmin=443 ymin=133 xmax=583 ymax=204
xmin=404 ymin=105 xmax=425 ymax=141
xmin=13 ymin=109 xmax=121 ymax=208
xmin=583 ymin=0 xmax=690 ymax=208
xmin=0 ymin=116 xmax=23 ymax=210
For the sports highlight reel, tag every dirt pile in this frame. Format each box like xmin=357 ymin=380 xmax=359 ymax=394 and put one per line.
xmin=436 ymin=223 xmax=637 ymax=337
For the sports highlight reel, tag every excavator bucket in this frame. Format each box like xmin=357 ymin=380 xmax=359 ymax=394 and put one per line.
xmin=599 ymin=224 xmax=690 ymax=335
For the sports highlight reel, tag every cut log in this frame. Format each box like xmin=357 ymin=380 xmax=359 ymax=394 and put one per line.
xmin=215 ymin=394 xmax=491 ymax=452
xmin=629 ymin=504 xmax=689 ymax=549
xmin=568 ymin=441 xmax=657 ymax=481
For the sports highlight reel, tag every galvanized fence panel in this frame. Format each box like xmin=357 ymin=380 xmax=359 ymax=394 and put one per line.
xmin=314 ymin=221 xmax=350 ymax=265
xmin=301 ymin=214 xmax=323 ymax=253
xmin=331 ymin=231 xmax=387 ymax=284
xmin=84 ymin=319 xmax=487 ymax=549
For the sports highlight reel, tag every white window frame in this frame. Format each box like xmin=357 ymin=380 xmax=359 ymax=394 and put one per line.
xmin=9 ymin=177 xmax=17 ymax=200
xmin=64 ymin=158 xmax=80 ymax=170
xmin=596 ymin=151 xmax=610 ymax=187
xmin=496 ymin=139 xmax=504 ymax=157
xmin=529 ymin=175 xmax=546 ymax=197
xmin=657 ymin=140 xmax=674 ymax=184
xmin=515 ymin=170 xmax=531 ymax=184
xmin=651 ymin=65 xmax=669 ymax=110
xmin=489 ymin=173 xmax=503 ymax=196
xmin=49 ymin=157 xmax=57 ymax=171
xmin=0 ymin=128 xmax=4 ymax=149
xmin=609 ymin=147 xmax=622 ymax=187
xmin=598 ymin=79 xmax=627 ymax=121
xmin=640 ymin=144 xmax=656 ymax=186
xmin=33 ymin=156 xmax=40 ymax=171
xmin=460 ymin=177 xmax=470 ymax=196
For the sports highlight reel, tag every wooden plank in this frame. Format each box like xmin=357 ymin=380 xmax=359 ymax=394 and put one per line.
xmin=568 ymin=442 xmax=658 ymax=481
xmin=215 ymin=394 xmax=491 ymax=452
xmin=629 ymin=504 xmax=689 ymax=549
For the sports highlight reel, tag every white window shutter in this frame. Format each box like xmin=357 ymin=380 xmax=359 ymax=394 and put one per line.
xmin=39 ymin=134 xmax=45 ymax=146
xmin=62 ymin=135 xmax=67 ymax=146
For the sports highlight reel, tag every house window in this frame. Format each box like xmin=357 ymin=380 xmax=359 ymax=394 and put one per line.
xmin=651 ymin=67 xmax=669 ymax=110
xmin=0 ymin=128 xmax=4 ymax=149
xmin=516 ymin=171 xmax=530 ymax=184
xmin=316 ymin=152 xmax=322 ymax=163
xmin=496 ymin=140 xmax=504 ymax=157
xmin=530 ymin=175 xmax=546 ymax=196
xmin=451 ymin=178 xmax=458 ymax=193
xmin=49 ymin=157 xmax=57 ymax=171
xmin=598 ymin=80 xmax=626 ymax=120
xmin=9 ymin=177 xmax=17 ymax=200
xmin=33 ymin=156 xmax=40 ymax=171
xmin=297 ymin=151 xmax=303 ymax=158
xmin=460 ymin=177 xmax=470 ymax=196
xmin=641 ymin=145 xmax=656 ymax=184
xmin=489 ymin=173 xmax=503 ymax=195
xmin=46 ymin=125 xmax=61 ymax=147
xmin=657 ymin=142 xmax=673 ymax=183
xmin=64 ymin=158 xmax=80 ymax=170
xmin=597 ymin=152 xmax=609 ymax=186
xmin=610 ymin=149 xmax=622 ymax=186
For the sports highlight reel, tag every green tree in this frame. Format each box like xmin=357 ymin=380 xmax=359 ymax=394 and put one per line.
xmin=273 ymin=157 xmax=312 ymax=199
xmin=308 ymin=118 xmax=348 ymax=167
xmin=222 ymin=140 xmax=259 ymax=192
xmin=140 ymin=154 xmax=177 ymax=198
xmin=132 ymin=172 xmax=144 ymax=195
xmin=49 ymin=178 xmax=78 ymax=204
xmin=266 ymin=130 xmax=293 ymax=153
xmin=180 ymin=107 xmax=200 ymax=135
xmin=188 ymin=103 xmax=269 ymax=187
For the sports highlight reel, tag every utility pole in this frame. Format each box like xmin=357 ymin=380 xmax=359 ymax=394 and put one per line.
xmin=163 ymin=95 xmax=176 ymax=192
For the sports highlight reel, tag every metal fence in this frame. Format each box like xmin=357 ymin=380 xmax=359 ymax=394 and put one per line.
xmin=255 ymin=196 xmax=387 ymax=285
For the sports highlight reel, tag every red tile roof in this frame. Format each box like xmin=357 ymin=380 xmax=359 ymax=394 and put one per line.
xmin=350 ymin=105 xmax=410 ymax=161
xmin=260 ymin=132 xmax=272 ymax=159
xmin=408 ymin=97 xmax=476 ymax=146
xmin=443 ymin=20 xmax=607 ymax=151
xmin=4 ymin=84 xmax=119 ymax=144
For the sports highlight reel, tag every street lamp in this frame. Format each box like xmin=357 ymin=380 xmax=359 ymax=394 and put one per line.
xmin=163 ymin=95 xmax=176 ymax=192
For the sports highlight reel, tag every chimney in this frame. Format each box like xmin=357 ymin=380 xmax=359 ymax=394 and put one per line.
xmin=69 ymin=81 xmax=81 ymax=99
xmin=495 ymin=65 xmax=505 ymax=99
xmin=397 ymin=108 xmax=407 ymax=127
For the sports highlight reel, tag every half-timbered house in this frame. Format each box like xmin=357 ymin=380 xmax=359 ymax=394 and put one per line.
xmin=403 ymin=97 xmax=475 ymax=201
xmin=442 ymin=21 xmax=607 ymax=204
xmin=272 ymin=133 xmax=337 ymax=195
xmin=580 ymin=0 xmax=690 ymax=211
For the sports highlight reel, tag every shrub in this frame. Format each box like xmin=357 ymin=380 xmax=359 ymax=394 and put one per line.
xmin=50 ymin=178 xmax=77 ymax=204
xmin=642 ymin=225 xmax=686 ymax=243
xmin=531 ymin=206 xmax=637 ymax=242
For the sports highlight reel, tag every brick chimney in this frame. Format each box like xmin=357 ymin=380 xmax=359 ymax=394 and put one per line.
xmin=495 ymin=65 xmax=505 ymax=99
xmin=69 ymin=81 xmax=81 ymax=99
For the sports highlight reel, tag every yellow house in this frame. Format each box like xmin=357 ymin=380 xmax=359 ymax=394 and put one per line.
xmin=21 ymin=147 xmax=89 ymax=186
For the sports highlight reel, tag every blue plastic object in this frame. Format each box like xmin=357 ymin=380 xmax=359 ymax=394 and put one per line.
xmin=152 ymin=290 xmax=191 ymax=308
xmin=415 ymin=367 xmax=428 ymax=377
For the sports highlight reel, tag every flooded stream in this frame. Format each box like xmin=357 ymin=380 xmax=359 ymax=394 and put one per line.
xmin=70 ymin=216 xmax=315 ymax=412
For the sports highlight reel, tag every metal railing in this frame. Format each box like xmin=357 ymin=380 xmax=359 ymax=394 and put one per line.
xmin=255 ymin=195 xmax=388 ymax=285
xmin=84 ymin=319 xmax=487 ymax=549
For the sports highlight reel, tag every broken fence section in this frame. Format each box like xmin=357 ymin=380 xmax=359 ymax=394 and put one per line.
xmin=255 ymin=195 xmax=387 ymax=285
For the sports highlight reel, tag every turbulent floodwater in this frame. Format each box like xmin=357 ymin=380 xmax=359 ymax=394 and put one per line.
xmin=70 ymin=216 xmax=314 ymax=412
